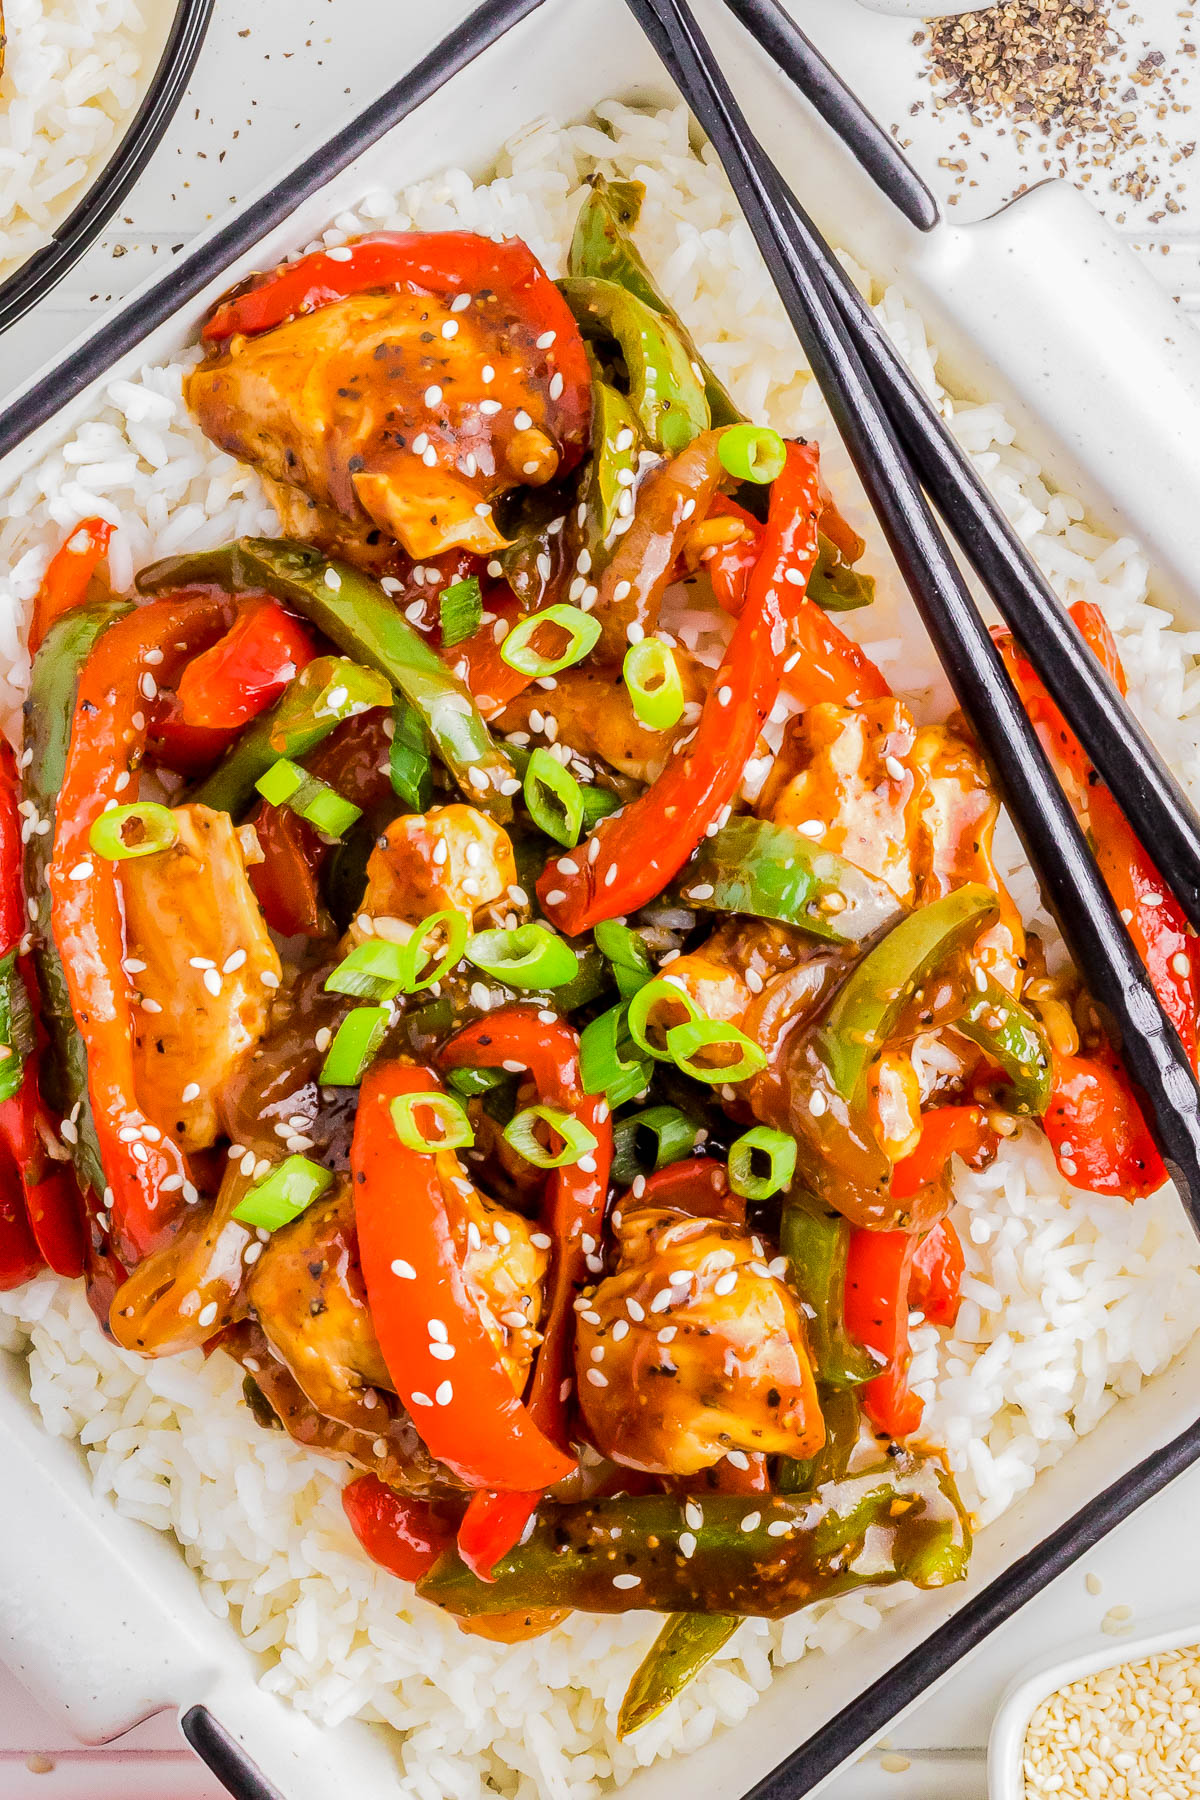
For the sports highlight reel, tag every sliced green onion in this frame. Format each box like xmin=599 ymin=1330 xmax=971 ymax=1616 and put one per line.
xmin=728 ymin=1126 xmax=797 ymax=1199
xmin=626 ymin=975 xmax=703 ymax=1061
xmin=718 ymin=423 xmax=787 ymax=485
xmin=503 ymin=1103 xmax=598 ymax=1169
xmin=232 ymin=1155 xmax=333 ymax=1232
xmin=319 ymin=1005 xmax=390 ymax=1086
xmin=623 ymin=639 xmax=684 ymax=731
xmin=499 ymin=603 xmax=601 ymax=677
xmin=594 ymin=919 xmax=654 ymax=999
xmin=0 ymin=950 xmax=33 ymax=1106
xmin=256 ymin=757 xmax=362 ymax=839
xmin=465 ymin=923 xmax=579 ymax=989
xmin=580 ymin=1003 xmax=651 ymax=1107
xmin=395 ymin=910 xmax=468 ymax=993
xmin=525 ymin=746 xmax=584 ymax=847
xmin=88 ymin=801 xmax=178 ymax=862
xmin=389 ymin=698 xmax=432 ymax=811
xmin=446 ymin=1064 xmax=510 ymax=1099
xmin=666 ymin=1018 xmax=767 ymax=1085
xmin=581 ymin=784 xmax=621 ymax=830
xmin=325 ymin=939 xmax=409 ymax=1001
xmin=440 ymin=575 xmax=483 ymax=648
xmin=390 ymin=1091 xmax=474 ymax=1153
xmin=611 ymin=1106 xmax=700 ymax=1187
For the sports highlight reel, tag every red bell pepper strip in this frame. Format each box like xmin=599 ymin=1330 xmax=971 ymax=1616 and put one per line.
xmin=844 ymin=1228 xmax=923 ymax=1439
xmin=49 ymin=595 xmax=231 ymax=1263
xmin=909 ymin=1219 xmax=965 ymax=1330
xmin=0 ymin=740 xmax=85 ymax=1277
xmin=891 ymin=1105 xmax=995 ymax=1204
xmin=1044 ymin=1047 xmax=1166 ymax=1201
xmin=704 ymin=494 xmax=889 ymax=709
xmin=538 ymin=442 xmax=826 ymax=934
xmin=29 ymin=519 xmax=113 ymax=656
xmin=0 ymin=1160 xmax=41 ymax=1290
xmin=174 ymin=597 xmax=315 ymax=731
xmin=202 ymin=231 xmax=591 ymax=475
xmin=352 ymin=1059 xmax=578 ymax=1494
xmin=342 ymin=1474 xmax=457 ymax=1583
xmin=439 ymin=1005 xmax=612 ymax=1577
xmin=452 ymin=592 xmax=535 ymax=721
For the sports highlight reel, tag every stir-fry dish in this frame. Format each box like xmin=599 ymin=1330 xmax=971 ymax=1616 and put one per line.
xmin=4 ymin=178 xmax=1187 ymax=1734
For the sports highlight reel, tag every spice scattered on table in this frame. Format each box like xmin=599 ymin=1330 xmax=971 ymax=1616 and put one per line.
xmin=1024 ymin=1645 xmax=1200 ymax=1798
xmin=912 ymin=0 xmax=1195 ymax=224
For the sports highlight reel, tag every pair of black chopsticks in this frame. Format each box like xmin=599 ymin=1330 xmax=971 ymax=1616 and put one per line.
xmin=453 ymin=0 xmax=1200 ymax=1232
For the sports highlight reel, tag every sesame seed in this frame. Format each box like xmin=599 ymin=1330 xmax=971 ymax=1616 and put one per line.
xmin=586 ymin=1368 xmax=608 ymax=1387
xmin=197 ymin=1302 xmax=218 ymax=1328
xmin=441 ymin=320 xmax=459 ymax=339
xmin=612 ymin=1573 xmax=641 ymax=1589
xmin=434 ymin=1380 xmax=454 ymax=1406
xmin=323 ymin=567 xmax=341 ymax=591
xmin=68 ymin=861 xmax=93 ymax=881
xmin=181 ymin=1082 xmax=200 ymax=1103
xmin=479 ymin=398 xmax=502 ymax=415
xmin=713 ymin=1270 xmax=738 ymax=1296
xmin=536 ymin=330 xmax=556 ymax=349
xmin=740 ymin=1511 xmax=761 ymax=1532
xmin=425 ymin=385 xmax=443 ymax=407
xmin=429 ymin=1342 xmax=455 ymax=1361
xmin=767 ymin=1520 xmax=792 ymax=1537
xmin=514 ymin=410 xmax=533 ymax=431
xmin=411 ymin=1391 xmax=433 ymax=1407
xmin=809 ymin=1090 xmax=828 ymax=1118
xmin=678 ymin=1531 xmax=697 ymax=1559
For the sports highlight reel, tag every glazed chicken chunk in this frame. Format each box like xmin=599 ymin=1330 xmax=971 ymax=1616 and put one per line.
xmin=361 ymin=804 xmax=518 ymax=934
xmin=119 ymin=804 xmax=281 ymax=1150
xmin=188 ymin=286 xmax=577 ymax=561
xmin=575 ymin=1204 xmax=824 ymax=1476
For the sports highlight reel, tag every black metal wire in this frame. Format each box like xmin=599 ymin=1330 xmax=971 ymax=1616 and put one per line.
xmin=0 ymin=0 xmax=214 ymax=336
xmin=622 ymin=0 xmax=1200 ymax=1232
xmin=719 ymin=0 xmax=938 ymax=230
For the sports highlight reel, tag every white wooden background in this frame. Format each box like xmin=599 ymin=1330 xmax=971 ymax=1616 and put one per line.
xmin=1 ymin=0 xmax=1199 ymax=1792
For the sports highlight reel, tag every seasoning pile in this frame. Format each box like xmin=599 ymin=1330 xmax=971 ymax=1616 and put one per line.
xmin=913 ymin=0 xmax=1195 ymax=223
xmin=1024 ymin=1644 xmax=1200 ymax=1798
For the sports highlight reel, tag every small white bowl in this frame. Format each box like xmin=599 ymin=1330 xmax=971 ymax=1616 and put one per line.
xmin=987 ymin=1611 xmax=1200 ymax=1799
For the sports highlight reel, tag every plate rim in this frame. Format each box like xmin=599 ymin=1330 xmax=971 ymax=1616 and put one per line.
xmin=0 ymin=0 xmax=215 ymax=338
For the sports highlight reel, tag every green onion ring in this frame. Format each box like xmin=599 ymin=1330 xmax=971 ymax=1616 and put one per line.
xmin=232 ymin=1155 xmax=333 ymax=1232
xmin=319 ymin=1005 xmax=391 ymax=1087
xmin=390 ymin=1091 xmax=475 ymax=1154
xmin=525 ymin=746 xmax=584 ymax=847
xmin=503 ymin=1103 xmax=598 ymax=1169
xmin=718 ymin=423 xmax=787 ymax=485
xmin=499 ymin=603 xmax=602 ymax=677
xmin=728 ymin=1125 xmax=797 ymax=1199
xmin=626 ymin=976 xmax=704 ymax=1062
xmin=88 ymin=801 xmax=178 ymax=862
xmin=665 ymin=1017 xmax=767 ymax=1085
xmin=465 ymin=922 xmax=579 ymax=989
xmin=579 ymin=1003 xmax=652 ymax=1107
xmin=611 ymin=1106 xmax=701 ymax=1187
xmin=623 ymin=638 xmax=685 ymax=732
xmin=593 ymin=920 xmax=654 ymax=999
xmin=395 ymin=910 xmax=469 ymax=993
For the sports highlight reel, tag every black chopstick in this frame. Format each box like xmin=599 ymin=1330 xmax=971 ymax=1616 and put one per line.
xmin=620 ymin=0 xmax=1200 ymax=1228
xmin=718 ymin=0 xmax=939 ymax=231
xmin=746 ymin=181 xmax=1200 ymax=937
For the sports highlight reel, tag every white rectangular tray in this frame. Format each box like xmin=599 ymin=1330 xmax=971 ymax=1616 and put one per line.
xmin=3 ymin=3 xmax=1200 ymax=1797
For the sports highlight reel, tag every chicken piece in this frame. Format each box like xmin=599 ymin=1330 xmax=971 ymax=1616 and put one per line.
xmin=496 ymin=655 xmax=708 ymax=788
xmin=575 ymin=1205 xmax=823 ymax=1476
xmin=437 ymin=1151 xmax=548 ymax=1392
xmin=119 ymin=804 xmax=281 ymax=1150
xmin=758 ymin=700 xmax=921 ymax=905
xmin=188 ymin=287 xmax=573 ymax=561
xmin=246 ymin=1179 xmax=392 ymax=1432
xmin=361 ymin=804 xmax=518 ymax=934
xmin=910 ymin=722 xmax=1025 ymax=992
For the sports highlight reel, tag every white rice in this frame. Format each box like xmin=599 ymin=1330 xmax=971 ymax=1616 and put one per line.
xmin=0 ymin=0 xmax=153 ymax=279
xmin=3 ymin=99 xmax=1200 ymax=1798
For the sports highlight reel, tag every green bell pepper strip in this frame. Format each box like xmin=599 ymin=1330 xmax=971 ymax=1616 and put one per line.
xmin=579 ymin=376 xmax=645 ymax=576
xmin=417 ymin=1452 xmax=970 ymax=1618
xmin=188 ymin=654 xmax=392 ymax=816
xmin=780 ymin=1195 xmax=880 ymax=1388
xmin=779 ymin=1388 xmax=865 ymax=1495
xmin=955 ymin=977 xmax=1052 ymax=1116
xmin=138 ymin=540 xmax=517 ymax=820
xmin=679 ymin=816 xmax=905 ymax=946
xmin=816 ymin=884 xmax=1000 ymax=1103
xmin=568 ymin=179 xmax=873 ymax=611
xmin=618 ymin=1615 xmax=741 ymax=1738
xmin=558 ymin=277 xmax=710 ymax=456
xmin=23 ymin=601 xmax=132 ymax=1199
xmin=569 ymin=177 xmax=740 ymax=428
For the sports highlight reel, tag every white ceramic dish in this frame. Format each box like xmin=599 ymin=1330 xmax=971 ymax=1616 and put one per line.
xmin=987 ymin=1610 xmax=1200 ymax=1800
xmin=2 ymin=2 xmax=1200 ymax=1797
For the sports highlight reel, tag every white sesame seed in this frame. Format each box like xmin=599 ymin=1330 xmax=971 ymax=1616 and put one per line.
xmin=678 ymin=1531 xmax=697 ymax=1559
xmin=740 ymin=1511 xmax=761 ymax=1532
xmin=425 ymin=385 xmax=443 ymax=407
xmin=434 ymin=1380 xmax=454 ymax=1406
xmin=411 ymin=1391 xmax=433 ymax=1407
xmin=68 ymin=861 xmax=93 ymax=881
xmin=586 ymin=1368 xmax=608 ymax=1387
xmin=713 ymin=1270 xmax=738 ymax=1296
xmin=197 ymin=1302 xmax=218 ymax=1328
xmin=514 ymin=410 xmax=533 ymax=431
xmin=612 ymin=1573 xmax=640 ymax=1589
xmin=479 ymin=398 xmax=502 ymax=416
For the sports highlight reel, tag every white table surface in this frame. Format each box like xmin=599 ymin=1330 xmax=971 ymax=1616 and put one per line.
xmin=2 ymin=0 xmax=1200 ymax=1794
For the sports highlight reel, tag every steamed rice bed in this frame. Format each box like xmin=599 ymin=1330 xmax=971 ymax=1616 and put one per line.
xmin=2 ymin=100 xmax=1199 ymax=1800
